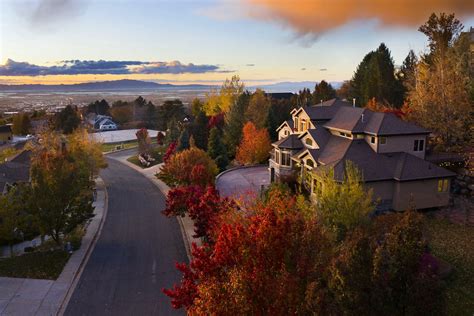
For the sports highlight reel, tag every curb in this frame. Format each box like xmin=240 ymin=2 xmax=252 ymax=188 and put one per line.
xmin=55 ymin=177 xmax=109 ymax=315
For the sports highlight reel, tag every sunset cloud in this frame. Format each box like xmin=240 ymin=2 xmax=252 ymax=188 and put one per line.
xmin=244 ymin=0 xmax=474 ymax=36
xmin=0 ymin=59 xmax=222 ymax=76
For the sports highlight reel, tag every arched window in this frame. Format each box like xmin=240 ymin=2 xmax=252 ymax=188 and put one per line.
xmin=305 ymin=138 xmax=313 ymax=146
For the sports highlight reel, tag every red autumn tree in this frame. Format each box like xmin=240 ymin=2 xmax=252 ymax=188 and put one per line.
xmin=163 ymin=141 xmax=177 ymax=163
xmin=236 ymin=121 xmax=271 ymax=165
xmin=207 ymin=113 xmax=225 ymax=130
xmin=163 ymin=185 xmax=443 ymax=315
xmin=156 ymin=131 xmax=165 ymax=145
xmin=163 ymin=185 xmax=235 ymax=240
xmin=158 ymin=147 xmax=218 ymax=188
xmin=163 ymin=186 xmax=332 ymax=314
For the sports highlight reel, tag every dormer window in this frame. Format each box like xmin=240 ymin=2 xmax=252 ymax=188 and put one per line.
xmin=305 ymin=138 xmax=313 ymax=146
xmin=306 ymin=159 xmax=314 ymax=168
xmin=370 ymin=136 xmax=376 ymax=144
xmin=414 ymin=139 xmax=424 ymax=151
xmin=379 ymin=137 xmax=386 ymax=145
xmin=294 ymin=118 xmax=299 ymax=132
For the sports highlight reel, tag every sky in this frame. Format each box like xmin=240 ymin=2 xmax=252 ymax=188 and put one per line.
xmin=1 ymin=0 xmax=473 ymax=86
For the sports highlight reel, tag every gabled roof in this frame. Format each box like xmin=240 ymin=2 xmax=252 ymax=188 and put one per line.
xmin=272 ymin=134 xmax=303 ymax=149
xmin=294 ymin=99 xmax=350 ymax=122
xmin=296 ymin=148 xmax=323 ymax=163
xmin=324 ymin=107 xmax=430 ymax=136
xmin=276 ymin=119 xmax=293 ymax=132
xmin=298 ymin=127 xmax=331 ymax=149
xmin=311 ymin=140 xmax=455 ymax=182
xmin=0 ymin=150 xmax=31 ymax=192
xmin=365 ymin=112 xmax=429 ymax=135
xmin=390 ymin=152 xmax=455 ymax=181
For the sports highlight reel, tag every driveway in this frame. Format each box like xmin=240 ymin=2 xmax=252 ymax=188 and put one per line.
xmin=216 ymin=166 xmax=270 ymax=200
xmin=64 ymin=155 xmax=187 ymax=315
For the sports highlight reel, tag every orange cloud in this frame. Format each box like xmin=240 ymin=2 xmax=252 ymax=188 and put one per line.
xmin=245 ymin=0 xmax=474 ymax=35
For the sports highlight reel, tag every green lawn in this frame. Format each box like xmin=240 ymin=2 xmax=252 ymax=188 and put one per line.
xmin=424 ymin=216 xmax=474 ymax=315
xmin=101 ymin=140 xmax=138 ymax=152
xmin=0 ymin=250 xmax=70 ymax=280
xmin=127 ymin=145 xmax=165 ymax=168
xmin=101 ymin=139 xmax=159 ymax=153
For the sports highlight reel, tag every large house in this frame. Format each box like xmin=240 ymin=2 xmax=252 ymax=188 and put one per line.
xmin=88 ymin=114 xmax=118 ymax=131
xmin=0 ymin=150 xmax=31 ymax=194
xmin=0 ymin=125 xmax=13 ymax=144
xmin=269 ymin=99 xmax=455 ymax=211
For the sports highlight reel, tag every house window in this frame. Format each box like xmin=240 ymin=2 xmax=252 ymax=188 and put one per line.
xmin=275 ymin=149 xmax=280 ymax=164
xmin=414 ymin=139 xmax=424 ymax=151
xmin=300 ymin=119 xmax=305 ymax=132
xmin=281 ymin=151 xmax=291 ymax=166
xmin=294 ymin=118 xmax=299 ymax=132
xmin=339 ymin=132 xmax=347 ymax=137
xmin=306 ymin=159 xmax=314 ymax=168
xmin=305 ymin=138 xmax=313 ymax=146
xmin=370 ymin=136 xmax=376 ymax=144
xmin=285 ymin=130 xmax=289 ymax=136
xmin=438 ymin=179 xmax=449 ymax=192
xmin=379 ymin=137 xmax=387 ymax=145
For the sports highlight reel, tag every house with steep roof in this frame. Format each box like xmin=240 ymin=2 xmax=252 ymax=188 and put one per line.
xmin=0 ymin=150 xmax=31 ymax=194
xmin=0 ymin=125 xmax=12 ymax=144
xmin=269 ymin=99 xmax=455 ymax=211
xmin=88 ymin=114 xmax=118 ymax=131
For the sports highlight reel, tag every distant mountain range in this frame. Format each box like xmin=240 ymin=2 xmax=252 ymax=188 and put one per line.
xmin=0 ymin=79 xmax=212 ymax=92
xmin=251 ymin=81 xmax=343 ymax=93
xmin=0 ymin=79 xmax=343 ymax=93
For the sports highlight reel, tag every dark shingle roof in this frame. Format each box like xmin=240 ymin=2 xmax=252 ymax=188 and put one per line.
xmin=306 ymin=138 xmax=454 ymax=182
xmin=389 ymin=152 xmax=455 ymax=181
xmin=0 ymin=150 xmax=31 ymax=192
xmin=302 ymin=99 xmax=350 ymax=121
xmin=272 ymin=134 xmax=303 ymax=149
xmin=324 ymin=107 xmax=430 ymax=135
xmin=317 ymin=135 xmax=352 ymax=165
xmin=0 ymin=125 xmax=12 ymax=133
xmin=306 ymin=128 xmax=331 ymax=148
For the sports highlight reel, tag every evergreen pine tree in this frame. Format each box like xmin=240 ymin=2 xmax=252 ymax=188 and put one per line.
xmin=191 ymin=111 xmax=209 ymax=150
xmin=223 ymin=92 xmax=250 ymax=157
xmin=207 ymin=127 xmax=228 ymax=171
xmin=351 ymin=43 xmax=404 ymax=107
xmin=177 ymin=129 xmax=190 ymax=151
xmin=312 ymin=80 xmax=336 ymax=103
xmin=165 ymin=118 xmax=180 ymax=144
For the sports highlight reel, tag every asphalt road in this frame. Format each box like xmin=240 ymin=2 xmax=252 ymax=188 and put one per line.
xmin=65 ymin=156 xmax=187 ymax=316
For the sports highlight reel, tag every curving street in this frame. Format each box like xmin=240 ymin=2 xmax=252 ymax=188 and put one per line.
xmin=64 ymin=153 xmax=187 ymax=316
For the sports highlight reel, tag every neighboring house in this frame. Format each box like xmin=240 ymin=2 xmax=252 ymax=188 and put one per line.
xmin=90 ymin=115 xmax=118 ymax=131
xmin=269 ymin=98 xmax=456 ymax=211
xmin=0 ymin=150 xmax=31 ymax=194
xmin=0 ymin=125 xmax=13 ymax=144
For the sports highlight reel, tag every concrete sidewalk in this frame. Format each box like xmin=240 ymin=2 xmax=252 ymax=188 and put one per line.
xmin=0 ymin=177 xmax=108 ymax=316
xmin=107 ymin=152 xmax=199 ymax=260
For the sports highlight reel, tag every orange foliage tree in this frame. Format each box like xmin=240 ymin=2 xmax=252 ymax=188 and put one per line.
xmin=236 ymin=122 xmax=271 ymax=165
xmin=157 ymin=147 xmax=218 ymax=188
